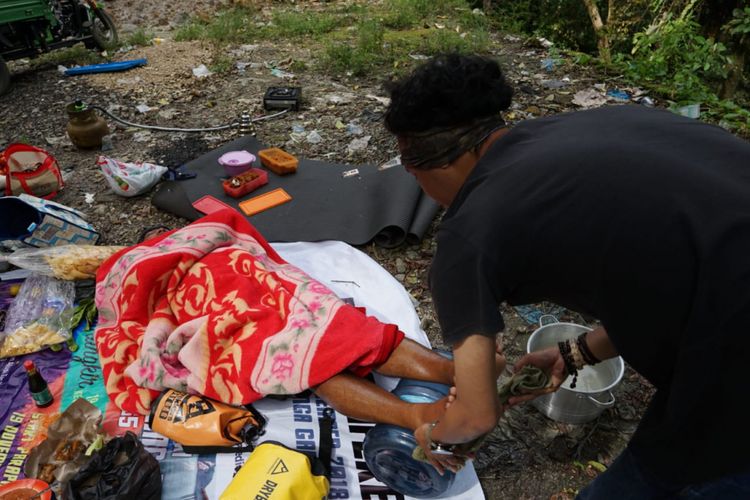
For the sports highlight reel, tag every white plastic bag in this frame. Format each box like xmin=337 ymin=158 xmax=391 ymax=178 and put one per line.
xmin=96 ymin=155 xmax=168 ymax=197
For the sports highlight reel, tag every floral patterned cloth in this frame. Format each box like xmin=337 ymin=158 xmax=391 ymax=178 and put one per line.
xmin=95 ymin=209 xmax=404 ymax=415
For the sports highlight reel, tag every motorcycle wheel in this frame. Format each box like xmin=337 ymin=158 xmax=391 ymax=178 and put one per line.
xmin=0 ymin=56 xmax=10 ymax=96
xmin=91 ymin=9 xmax=119 ymax=50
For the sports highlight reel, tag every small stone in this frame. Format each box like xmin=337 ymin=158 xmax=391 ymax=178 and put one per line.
xmin=395 ymin=258 xmax=406 ymax=274
xmin=525 ymin=105 xmax=541 ymax=115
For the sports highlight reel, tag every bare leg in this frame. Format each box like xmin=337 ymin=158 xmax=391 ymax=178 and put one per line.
xmin=373 ymin=338 xmax=454 ymax=384
xmin=314 ymin=372 xmax=445 ymax=431
xmin=373 ymin=338 xmax=507 ymax=384
xmin=314 ymin=339 xmax=507 ymax=429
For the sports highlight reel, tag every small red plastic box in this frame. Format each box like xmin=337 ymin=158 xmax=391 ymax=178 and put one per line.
xmin=222 ymin=168 xmax=268 ymax=198
xmin=258 ymin=148 xmax=298 ymax=175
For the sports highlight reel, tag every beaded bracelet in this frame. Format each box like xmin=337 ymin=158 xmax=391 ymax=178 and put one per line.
xmin=557 ymin=340 xmax=579 ymax=389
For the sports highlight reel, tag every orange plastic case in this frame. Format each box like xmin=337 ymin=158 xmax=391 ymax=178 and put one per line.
xmin=258 ymin=148 xmax=298 ymax=175
xmin=239 ymin=188 xmax=292 ymax=216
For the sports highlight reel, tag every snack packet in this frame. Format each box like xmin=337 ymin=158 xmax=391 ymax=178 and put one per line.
xmin=3 ymin=245 xmax=125 ymax=280
xmin=0 ymin=274 xmax=75 ymax=358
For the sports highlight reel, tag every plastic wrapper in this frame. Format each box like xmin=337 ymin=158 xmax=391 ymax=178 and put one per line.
xmin=24 ymin=399 xmax=104 ymax=497
xmin=0 ymin=274 xmax=75 ymax=358
xmin=96 ymin=155 xmax=168 ymax=197
xmin=2 ymin=245 xmax=125 ymax=280
xmin=65 ymin=431 xmax=162 ymax=500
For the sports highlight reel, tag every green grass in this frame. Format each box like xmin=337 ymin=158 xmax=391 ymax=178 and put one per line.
xmin=174 ymin=6 xmax=348 ymax=43
xmin=125 ymin=28 xmax=154 ymax=47
xmin=31 ymin=44 xmax=104 ymax=68
xmin=290 ymin=59 xmax=308 ymax=72
xmin=174 ymin=7 xmax=257 ymax=44
xmin=420 ymin=28 xmax=489 ymax=54
xmin=266 ymin=11 xmax=344 ymax=38
xmin=174 ymin=1 xmax=490 ymax=77
xmin=173 ymin=22 xmax=205 ymax=42
xmin=205 ymin=8 xmax=256 ymax=44
xmin=210 ymin=53 xmax=234 ymax=74
xmin=323 ymin=19 xmax=385 ymax=76
xmin=381 ymin=0 xmax=476 ymax=29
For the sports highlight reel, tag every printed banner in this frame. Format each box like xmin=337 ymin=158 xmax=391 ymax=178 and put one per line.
xmin=0 ymin=324 xmax=482 ymax=499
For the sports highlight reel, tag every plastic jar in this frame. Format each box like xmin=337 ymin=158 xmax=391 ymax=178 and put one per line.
xmin=363 ymin=376 xmax=455 ymax=497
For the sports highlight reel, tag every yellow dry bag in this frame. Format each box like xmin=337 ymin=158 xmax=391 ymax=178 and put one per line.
xmin=221 ymin=408 xmax=334 ymax=500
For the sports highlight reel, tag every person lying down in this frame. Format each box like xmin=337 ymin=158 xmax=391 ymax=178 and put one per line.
xmin=94 ymin=208 xmax=504 ymax=440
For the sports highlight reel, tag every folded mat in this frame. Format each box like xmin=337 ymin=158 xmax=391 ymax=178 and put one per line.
xmin=151 ymin=135 xmax=440 ymax=248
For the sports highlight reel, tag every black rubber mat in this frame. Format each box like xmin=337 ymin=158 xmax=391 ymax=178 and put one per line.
xmin=151 ymin=135 xmax=440 ymax=248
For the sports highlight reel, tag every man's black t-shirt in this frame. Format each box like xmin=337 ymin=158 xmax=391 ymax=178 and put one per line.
xmin=430 ymin=105 xmax=750 ymax=485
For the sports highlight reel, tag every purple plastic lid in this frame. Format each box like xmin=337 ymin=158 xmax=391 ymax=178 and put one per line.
xmin=218 ymin=150 xmax=256 ymax=167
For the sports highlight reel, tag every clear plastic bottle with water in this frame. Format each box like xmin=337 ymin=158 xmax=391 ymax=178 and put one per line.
xmin=363 ymin=353 xmax=456 ymax=498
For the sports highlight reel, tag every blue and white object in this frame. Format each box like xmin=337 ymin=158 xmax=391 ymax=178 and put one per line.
xmin=65 ymin=58 xmax=147 ymax=76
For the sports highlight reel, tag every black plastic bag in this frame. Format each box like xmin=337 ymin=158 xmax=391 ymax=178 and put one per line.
xmin=65 ymin=431 xmax=161 ymax=500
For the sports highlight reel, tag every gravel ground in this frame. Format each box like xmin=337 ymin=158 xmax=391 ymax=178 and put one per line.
xmin=0 ymin=2 xmax=661 ymax=498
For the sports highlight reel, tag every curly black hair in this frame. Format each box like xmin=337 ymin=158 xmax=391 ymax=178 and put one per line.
xmin=384 ymin=53 xmax=513 ymax=134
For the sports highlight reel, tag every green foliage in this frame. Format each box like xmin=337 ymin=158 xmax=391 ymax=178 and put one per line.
xmin=174 ymin=7 xmax=257 ymax=44
xmin=420 ymin=28 xmax=489 ymax=55
xmin=210 ymin=53 xmax=234 ymax=74
xmin=489 ymin=0 xmax=596 ymax=51
xmin=359 ymin=18 xmax=386 ymax=55
xmin=205 ymin=8 xmax=256 ymax=44
xmin=489 ymin=0 xmax=653 ymax=54
xmin=173 ymin=22 xmax=204 ymax=42
xmin=618 ymin=16 xmax=727 ymax=103
xmin=324 ymin=14 xmax=488 ymax=77
xmin=125 ymin=28 xmax=153 ymax=47
xmin=71 ymin=298 xmax=97 ymax=331
xmin=32 ymin=44 xmax=104 ymax=67
xmin=382 ymin=0 xmax=472 ymax=29
xmin=323 ymin=19 xmax=385 ymax=76
xmin=290 ymin=59 xmax=308 ymax=72
xmin=267 ymin=11 xmax=343 ymax=38
xmin=704 ymin=97 xmax=750 ymax=137
xmin=726 ymin=7 xmax=750 ymax=37
xmin=175 ymin=7 xmax=347 ymax=43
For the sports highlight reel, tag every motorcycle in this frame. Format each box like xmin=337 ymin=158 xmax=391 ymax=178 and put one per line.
xmin=0 ymin=0 xmax=118 ymax=95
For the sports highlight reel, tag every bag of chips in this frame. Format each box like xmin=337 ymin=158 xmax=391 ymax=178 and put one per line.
xmin=0 ymin=274 xmax=75 ymax=358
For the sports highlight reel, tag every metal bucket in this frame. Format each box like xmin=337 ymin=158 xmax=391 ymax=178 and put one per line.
xmin=526 ymin=315 xmax=624 ymax=424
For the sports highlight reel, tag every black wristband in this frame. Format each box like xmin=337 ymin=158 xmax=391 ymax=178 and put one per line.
xmin=576 ymin=332 xmax=601 ymax=365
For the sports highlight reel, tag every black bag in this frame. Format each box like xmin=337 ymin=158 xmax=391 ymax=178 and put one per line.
xmin=64 ymin=431 xmax=161 ymax=500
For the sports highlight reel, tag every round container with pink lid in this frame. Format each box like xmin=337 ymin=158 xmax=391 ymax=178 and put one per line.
xmin=218 ymin=150 xmax=256 ymax=176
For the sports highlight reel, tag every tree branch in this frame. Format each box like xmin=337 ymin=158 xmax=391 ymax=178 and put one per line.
xmin=581 ymin=0 xmax=612 ymax=63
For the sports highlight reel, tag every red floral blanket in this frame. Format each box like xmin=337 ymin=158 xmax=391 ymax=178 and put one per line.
xmin=95 ymin=209 xmax=403 ymax=414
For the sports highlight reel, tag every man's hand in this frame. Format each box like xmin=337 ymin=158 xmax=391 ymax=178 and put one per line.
xmin=414 ymin=422 xmax=469 ymax=475
xmin=508 ymin=346 xmax=566 ymax=405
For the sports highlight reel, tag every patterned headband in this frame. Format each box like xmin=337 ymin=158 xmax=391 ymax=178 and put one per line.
xmin=398 ymin=115 xmax=506 ymax=169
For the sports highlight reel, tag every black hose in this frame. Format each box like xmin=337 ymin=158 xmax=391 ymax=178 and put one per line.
xmin=89 ymin=105 xmax=289 ymax=133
